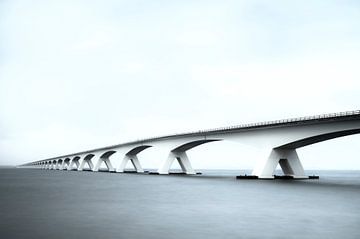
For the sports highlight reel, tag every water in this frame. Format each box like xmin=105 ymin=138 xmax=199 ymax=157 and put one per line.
xmin=0 ymin=168 xmax=360 ymax=239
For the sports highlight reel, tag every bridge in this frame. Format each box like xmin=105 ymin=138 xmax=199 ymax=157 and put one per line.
xmin=21 ymin=110 xmax=360 ymax=179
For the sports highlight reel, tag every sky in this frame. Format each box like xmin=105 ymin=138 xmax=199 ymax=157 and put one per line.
xmin=1 ymin=0 xmax=360 ymax=169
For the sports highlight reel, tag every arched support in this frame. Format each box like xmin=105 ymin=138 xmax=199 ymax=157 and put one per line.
xmin=61 ymin=158 xmax=71 ymax=170
xmin=93 ymin=151 xmax=116 ymax=172
xmin=51 ymin=161 xmax=56 ymax=170
xmin=57 ymin=160 xmax=63 ymax=170
xmin=59 ymin=160 xmax=66 ymax=170
xmin=252 ymin=149 xmax=306 ymax=179
xmin=54 ymin=160 xmax=60 ymax=170
xmin=78 ymin=154 xmax=95 ymax=171
xmin=116 ymin=145 xmax=152 ymax=173
xmin=68 ymin=157 xmax=81 ymax=170
xmin=157 ymin=139 xmax=220 ymax=175
xmin=158 ymin=151 xmax=195 ymax=175
xmin=117 ymin=155 xmax=144 ymax=173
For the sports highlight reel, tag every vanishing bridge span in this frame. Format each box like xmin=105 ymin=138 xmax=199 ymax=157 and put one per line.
xmin=22 ymin=110 xmax=360 ymax=179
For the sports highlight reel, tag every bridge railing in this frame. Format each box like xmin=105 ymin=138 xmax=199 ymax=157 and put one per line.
xmin=137 ymin=110 xmax=360 ymax=142
xmin=143 ymin=110 xmax=360 ymax=141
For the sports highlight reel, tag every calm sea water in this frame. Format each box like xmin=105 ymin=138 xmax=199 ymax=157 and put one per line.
xmin=0 ymin=168 xmax=360 ymax=239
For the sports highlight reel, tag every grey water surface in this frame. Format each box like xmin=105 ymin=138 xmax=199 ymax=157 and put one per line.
xmin=0 ymin=168 xmax=360 ymax=239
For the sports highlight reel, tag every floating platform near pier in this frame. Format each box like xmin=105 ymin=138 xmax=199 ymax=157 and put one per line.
xmin=148 ymin=172 xmax=202 ymax=175
xmin=236 ymin=175 xmax=320 ymax=180
xmin=236 ymin=175 xmax=259 ymax=179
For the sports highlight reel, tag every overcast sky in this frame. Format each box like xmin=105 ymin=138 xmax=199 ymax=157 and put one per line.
xmin=1 ymin=0 xmax=360 ymax=169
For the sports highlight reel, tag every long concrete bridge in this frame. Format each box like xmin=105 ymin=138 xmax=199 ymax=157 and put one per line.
xmin=21 ymin=110 xmax=360 ymax=179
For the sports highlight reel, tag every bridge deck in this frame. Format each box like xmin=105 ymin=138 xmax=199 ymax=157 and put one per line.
xmin=29 ymin=110 xmax=360 ymax=164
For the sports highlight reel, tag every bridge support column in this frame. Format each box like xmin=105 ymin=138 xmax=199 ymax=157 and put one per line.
xmin=117 ymin=154 xmax=144 ymax=173
xmin=93 ymin=156 xmax=115 ymax=172
xmin=56 ymin=161 xmax=62 ymax=170
xmin=158 ymin=151 xmax=196 ymax=175
xmin=252 ymin=149 xmax=306 ymax=179
xmin=68 ymin=158 xmax=80 ymax=171
xmin=59 ymin=161 xmax=65 ymax=170
xmin=63 ymin=160 xmax=71 ymax=170
xmin=78 ymin=158 xmax=94 ymax=171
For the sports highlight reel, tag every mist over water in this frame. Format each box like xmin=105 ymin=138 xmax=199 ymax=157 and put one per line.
xmin=1 ymin=168 xmax=360 ymax=239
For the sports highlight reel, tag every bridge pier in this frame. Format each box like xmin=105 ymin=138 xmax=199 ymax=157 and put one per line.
xmin=55 ymin=160 xmax=60 ymax=170
xmin=68 ymin=157 xmax=80 ymax=170
xmin=93 ymin=151 xmax=116 ymax=172
xmin=59 ymin=160 xmax=66 ymax=170
xmin=252 ymin=149 xmax=307 ymax=179
xmin=78 ymin=155 xmax=94 ymax=171
xmin=93 ymin=157 xmax=115 ymax=172
xmin=63 ymin=158 xmax=71 ymax=170
xmin=158 ymin=151 xmax=196 ymax=175
xmin=51 ymin=161 xmax=55 ymax=170
xmin=156 ymin=139 xmax=219 ymax=175
xmin=116 ymin=145 xmax=151 ymax=173
xmin=50 ymin=161 xmax=55 ymax=170
xmin=117 ymin=155 xmax=144 ymax=173
xmin=59 ymin=159 xmax=64 ymax=170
